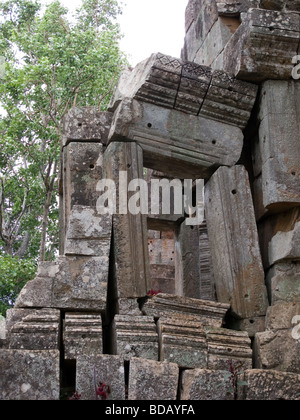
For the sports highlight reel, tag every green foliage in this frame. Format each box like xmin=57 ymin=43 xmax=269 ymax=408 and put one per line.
xmin=0 ymin=254 xmax=37 ymax=316
xmin=0 ymin=0 xmax=127 ymax=311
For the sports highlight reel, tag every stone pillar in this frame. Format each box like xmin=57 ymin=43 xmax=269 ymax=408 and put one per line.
xmin=205 ymin=165 xmax=269 ymax=320
xmin=103 ymin=141 xmax=151 ymax=302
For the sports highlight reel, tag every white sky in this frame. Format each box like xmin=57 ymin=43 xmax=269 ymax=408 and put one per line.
xmin=46 ymin=0 xmax=188 ymax=67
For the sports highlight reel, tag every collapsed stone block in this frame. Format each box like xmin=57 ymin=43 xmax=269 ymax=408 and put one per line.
xmin=109 ymin=53 xmax=257 ymax=129
xmin=128 ymin=357 xmax=179 ymax=400
xmin=222 ymin=9 xmax=300 ymax=81
xmin=64 ymin=313 xmax=103 ymax=360
xmin=76 ymin=355 xmax=125 ymax=400
xmin=205 ymin=165 xmax=269 ymax=319
xmin=181 ymin=369 xmax=234 ymax=400
xmin=141 ymin=293 xmax=230 ymax=328
xmin=206 ymin=328 xmax=253 ymax=371
xmin=0 ymin=350 xmax=60 ymax=400
xmin=109 ymin=98 xmax=244 ymax=180
xmin=237 ymin=369 xmax=300 ymax=400
xmin=254 ymin=329 xmax=300 ymax=374
xmin=103 ymin=141 xmax=150 ymax=299
xmin=111 ymin=315 xmax=158 ymax=361
xmin=16 ymin=256 xmax=108 ymax=312
xmin=8 ymin=309 xmax=61 ymax=351
xmin=157 ymin=317 xmax=207 ymax=369
xmin=269 ymin=221 xmax=300 ymax=266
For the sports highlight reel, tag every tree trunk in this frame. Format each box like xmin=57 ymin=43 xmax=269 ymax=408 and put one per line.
xmin=39 ymin=188 xmax=53 ymax=262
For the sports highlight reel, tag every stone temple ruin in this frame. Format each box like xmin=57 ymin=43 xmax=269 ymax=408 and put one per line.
xmin=0 ymin=0 xmax=300 ymax=400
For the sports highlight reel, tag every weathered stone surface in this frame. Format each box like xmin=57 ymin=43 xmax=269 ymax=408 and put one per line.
xmin=205 ymin=165 xmax=269 ymax=319
xmin=193 ymin=18 xmax=236 ymax=68
xmin=8 ymin=309 xmax=61 ymax=351
xmin=103 ymin=141 xmax=150 ymax=299
xmin=76 ymin=355 xmax=125 ymax=400
xmin=266 ymin=262 xmax=300 ymax=304
xmin=222 ymin=9 xmax=300 ymax=81
xmin=255 ymin=81 xmax=300 ymax=212
xmin=266 ymin=301 xmax=300 ymax=331
xmin=227 ymin=316 xmax=266 ymax=338
xmin=269 ymin=221 xmax=300 ymax=266
xmin=207 ymin=328 xmax=253 ymax=371
xmin=141 ymin=293 xmax=229 ymax=327
xmin=254 ymin=329 xmax=300 ymax=373
xmin=117 ymin=298 xmax=143 ymax=316
xmin=64 ymin=206 xmax=112 ymax=257
xmin=128 ymin=357 xmax=179 ymax=400
xmin=0 ymin=317 xmax=7 ymax=348
xmin=157 ymin=317 xmax=207 ymax=368
xmin=182 ymin=1 xmax=218 ymax=61
xmin=110 ymin=53 xmax=257 ymax=128
xmin=62 ymin=107 xmax=112 ymax=146
xmin=109 ymin=98 xmax=244 ymax=179
xmin=0 ymin=350 xmax=60 ymax=400
xmin=16 ymin=256 xmax=108 ymax=312
xmin=200 ymin=70 xmax=258 ymax=128
xmin=64 ymin=313 xmax=103 ymax=360
xmin=237 ymin=369 xmax=300 ymax=400
xmin=181 ymin=369 xmax=234 ymax=400
xmin=112 ymin=315 xmax=158 ymax=361
xmin=217 ymin=0 xmax=259 ymax=15
xmin=15 ymin=276 xmax=53 ymax=309
xmin=62 ymin=142 xmax=105 ymax=252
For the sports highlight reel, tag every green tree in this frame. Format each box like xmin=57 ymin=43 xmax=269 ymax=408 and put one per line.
xmin=0 ymin=0 xmax=127 ymax=315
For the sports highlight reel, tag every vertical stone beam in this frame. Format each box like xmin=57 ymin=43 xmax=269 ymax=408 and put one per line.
xmin=103 ymin=142 xmax=150 ymax=300
xmin=205 ymin=165 xmax=268 ymax=319
xmin=62 ymin=142 xmax=105 ymax=254
xmin=255 ymin=81 xmax=300 ymax=212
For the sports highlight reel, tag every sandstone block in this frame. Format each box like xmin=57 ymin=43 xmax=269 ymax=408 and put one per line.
xmin=112 ymin=315 xmax=158 ymax=361
xmin=266 ymin=301 xmax=300 ymax=331
xmin=254 ymin=329 xmax=300 ymax=373
xmin=269 ymin=221 xmax=300 ymax=266
xmin=181 ymin=369 xmax=234 ymax=400
xmin=8 ymin=309 xmax=61 ymax=351
xmin=266 ymin=263 xmax=300 ymax=304
xmin=76 ymin=355 xmax=125 ymax=400
xmin=16 ymin=257 xmax=108 ymax=312
xmin=205 ymin=165 xmax=268 ymax=319
xmin=62 ymin=107 xmax=112 ymax=146
xmin=141 ymin=293 xmax=230 ymax=328
xmin=0 ymin=350 xmax=60 ymax=400
xmin=222 ymin=9 xmax=300 ymax=81
xmin=206 ymin=328 xmax=253 ymax=371
xmin=110 ymin=53 xmax=257 ymax=128
xmin=128 ymin=357 xmax=179 ymax=400
xmin=64 ymin=313 xmax=103 ymax=360
xmin=103 ymin=141 xmax=150 ymax=299
xmin=237 ymin=369 xmax=300 ymax=400
xmin=109 ymin=98 xmax=244 ymax=179
xmin=256 ymin=81 xmax=300 ymax=211
xmin=157 ymin=317 xmax=207 ymax=369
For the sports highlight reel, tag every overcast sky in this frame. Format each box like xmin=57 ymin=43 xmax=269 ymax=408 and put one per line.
xmin=49 ymin=0 xmax=188 ymax=67
xmin=118 ymin=0 xmax=188 ymax=66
